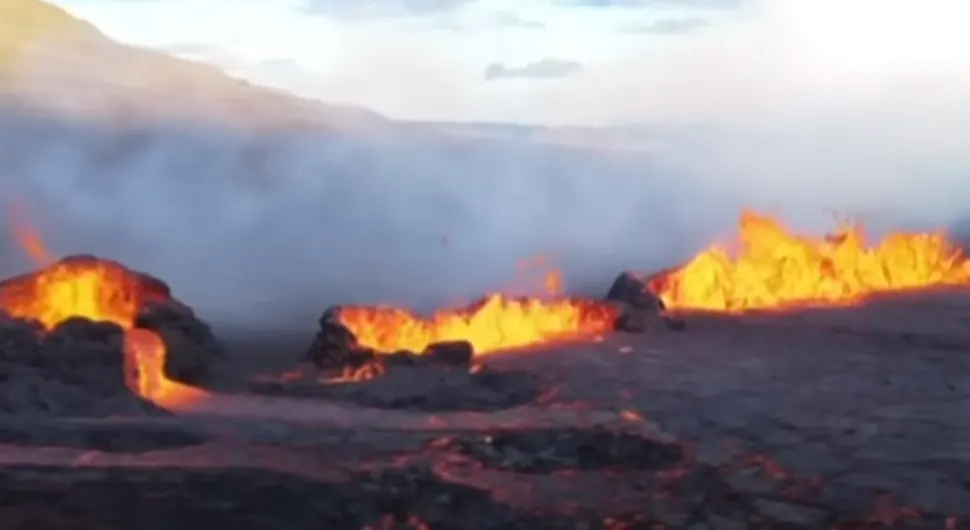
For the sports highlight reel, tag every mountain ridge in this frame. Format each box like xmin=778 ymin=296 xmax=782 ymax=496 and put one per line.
xmin=0 ymin=0 xmax=386 ymax=130
xmin=0 ymin=0 xmax=672 ymax=151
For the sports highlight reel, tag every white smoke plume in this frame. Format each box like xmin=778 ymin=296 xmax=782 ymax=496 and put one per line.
xmin=0 ymin=99 xmax=716 ymax=334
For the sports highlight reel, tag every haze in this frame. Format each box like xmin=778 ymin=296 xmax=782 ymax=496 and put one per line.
xmin=1 ymin=0 xmax=968 ymax=334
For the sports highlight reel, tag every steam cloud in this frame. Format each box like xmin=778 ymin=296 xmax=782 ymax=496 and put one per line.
xmin=0 ymin=103 xmax=727 ymax=333
xmin=0 ymin=0 xmax=968 ymax=335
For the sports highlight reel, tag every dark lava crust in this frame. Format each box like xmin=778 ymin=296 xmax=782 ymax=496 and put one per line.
xmin=0 ymin=255 xmax=224 ymax=418
xmin=0 ymin=466 xmax=633 ymax=530
xmin=252 ymin=363 xmax=540 ymax=412
xmin=1 ymin=457 xmax=962 ymax=530
xmin=0 ymin=314 xmax=164 ymax=417
xmin=0 ymin=420 xmax=208 ymax=452
xmin=135 ymin=298 xmax=224 ymax=385
xmin=438 ymin=427 xmax=685 ymax=473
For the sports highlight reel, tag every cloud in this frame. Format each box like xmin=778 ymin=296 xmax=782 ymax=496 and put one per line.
xmin=619 ymin=16 xmax=709 ymax=34
xmin=427 ymin=10 xmax=546 ymax=32
xmin=0 ymin=100 xmax=707 ymax=337
xmin=487 ymin=11 xmax=545 ymax=29
xmin=301 ymin=0 xmax=473 ymax=18
xmin=551 ymin=0 xmax=740 ymax=8
xmin=485 ymin=58 xmax=583 ymax=80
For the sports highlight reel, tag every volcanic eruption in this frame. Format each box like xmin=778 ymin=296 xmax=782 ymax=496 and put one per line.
xmin=0 ymin=223 xmax=216 ymax=413
xmin=289 ymin=268 xmax=645 ymax=410
xmin=334 ymin=284 xmax=620 ymax=356
xmin=650 ymin=210 xmax=970 ymax=312
xmin=299 ymin=265 xmax=632 ymax=380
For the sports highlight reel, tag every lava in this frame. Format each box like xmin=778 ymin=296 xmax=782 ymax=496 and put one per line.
xmin=7 ymin=198 xmax=54 ymax=265
xmin=0 ymin=256 xmax=144 ymax=329
xmin=653 ymin=210 xmax=970 ymax=312
xmin=0 ymin=230 xmax=205 ymax=407
xmin=335 ymin=281 xmax=619 ymax=355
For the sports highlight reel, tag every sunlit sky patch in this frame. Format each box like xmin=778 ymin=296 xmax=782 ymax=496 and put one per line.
xmin=47 ymin=0 xmax=970 ymax=125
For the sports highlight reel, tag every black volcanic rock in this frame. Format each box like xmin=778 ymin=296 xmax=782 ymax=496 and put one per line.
xmin=42 ymin=318 xmax=129 ymax=391
xmin=0 ymin=255 xmax=224 ymax=388
xmin=442 ymin=427 xmax=685 ymax=473
xmin=0 ymin=466 xmax=659 ymax=530
xmin=304 ymin=308 xmax=372 ymax=370
xmin=422 ymin=340 xmax=474 ymax=365
xmin=606 ymin=271 xmax=686 ymax=333
xmin=0 ymin=311 xmax=165 ymax=417
xmin=0 ymin=420 xmax=208 ymax=452
xmin=606 ymin=271 xmax=666 ymax=311
xmin=613 ymin=307 xmax=653 ymax=333
xmin=135 ymin=300 xmax=224 ymax=385
xmin=331 ymin=365 xmax=539 ymax=411
xmin=251 ymin=363 xmax=540 ymax=412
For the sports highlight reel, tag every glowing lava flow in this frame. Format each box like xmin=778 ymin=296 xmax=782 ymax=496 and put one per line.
xmin=336 ymin=274 xmax=619 ymax=355
xmin=0 ymin=233 xmax=206 ymax=407
xmin=652 ymin=210 xmax=970 ymax=312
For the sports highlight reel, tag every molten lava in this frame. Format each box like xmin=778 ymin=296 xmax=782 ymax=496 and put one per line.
xmin=336 ymin=278 xmax=618 ymax=355
xmin=0 ymin=257 xmax=144 ymax=329
xmin=0 ymin=229 xmax=204 ymax=407
xmin=7 ymin=199 xmax=54 ymax=265
xmin=653 ymin=210 xmax=970 ymax=311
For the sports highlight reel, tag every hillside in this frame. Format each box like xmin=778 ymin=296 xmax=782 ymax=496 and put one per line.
xmin=0 ymin=0 xmax=99 ymax=76
xmin=0 ymin=0 xmax=383 ymax=129
xmin=0 ymin=0 xmax=679 ymax=150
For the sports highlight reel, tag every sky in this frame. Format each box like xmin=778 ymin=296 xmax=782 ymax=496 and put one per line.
xmin=47 ymin=0 xmax=970 ymax=125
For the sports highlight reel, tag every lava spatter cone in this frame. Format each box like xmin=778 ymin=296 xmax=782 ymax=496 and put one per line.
xmin=650 ymin=211 xmax=970 ymax=312
xmin=331 ymin=284 xmax=620 ymax=357
xmin=0 ymin=255 xmax=216 ymax=412
xmin=293 ymin=280 xmax=622 ymax=410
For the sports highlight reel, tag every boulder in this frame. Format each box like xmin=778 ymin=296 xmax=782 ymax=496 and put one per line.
xmin=606 ymin=271 xmax=686 ymax=332
xmin=135 ymin=300 xmax=224 ymax=385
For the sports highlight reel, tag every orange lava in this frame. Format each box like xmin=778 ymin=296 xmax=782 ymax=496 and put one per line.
xmin=653 ymin=210 xmax=970 ymax=311
xmin=7 ymin=199 xmax=54 ymax=265
xmin=0 ymin=224 xmax=204 ymax=407
xmin=336 ymin=276 xmax=618 ymax=355
xmin=0 ymin=257 xmax=143 ymax=329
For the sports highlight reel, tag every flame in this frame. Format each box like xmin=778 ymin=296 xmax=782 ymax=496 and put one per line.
xmin=336 ymin=274 xmax=618 ymax=355
xmin=0 ymin=258 xmax=142 ymax=329
xmin=14 ymin=223 xmax=53 ymax=265
xmin=6 ymin=198 xmax=53 ymax=265
xmin=0 ymin=214 xmax=204 ymax=407
xmin=653 ymin=210 xmax=970 ymax=311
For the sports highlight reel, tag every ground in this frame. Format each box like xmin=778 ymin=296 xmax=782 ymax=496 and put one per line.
xmin=2 ymin=288 xmax=970 ymax=529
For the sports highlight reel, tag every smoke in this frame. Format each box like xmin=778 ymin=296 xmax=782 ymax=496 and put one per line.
xmin=0 ymin=0 xmax=969 ymax=334
xmin=0 ymin=98 xmax=726 ymax=334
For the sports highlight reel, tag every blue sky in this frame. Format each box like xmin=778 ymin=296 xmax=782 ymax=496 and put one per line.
xmin=47 ymin=0 xmax=970 ymax=125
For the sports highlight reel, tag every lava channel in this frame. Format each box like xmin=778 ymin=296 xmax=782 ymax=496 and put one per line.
xmin=0 ymin=244 xmax=207 ymax=409
xmin=651 ymin=210 xmax=970 ymax=312
xmin=334 ymin=274 xmax=619 ymax=356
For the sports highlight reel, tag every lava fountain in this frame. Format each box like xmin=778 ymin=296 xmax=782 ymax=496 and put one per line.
xmin=652 ymin=210 xmax=970 ymax=312
xmin=0 ymin=226 xmax=207 ymax=407
xmin=334 ymin=270 xmax=619 ymax=355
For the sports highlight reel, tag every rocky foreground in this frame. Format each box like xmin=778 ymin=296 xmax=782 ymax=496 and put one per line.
xmin=0 ymin=270 xmax=969 ymax=528
xmin=0 ymin=414 xmax=964 ymax=530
